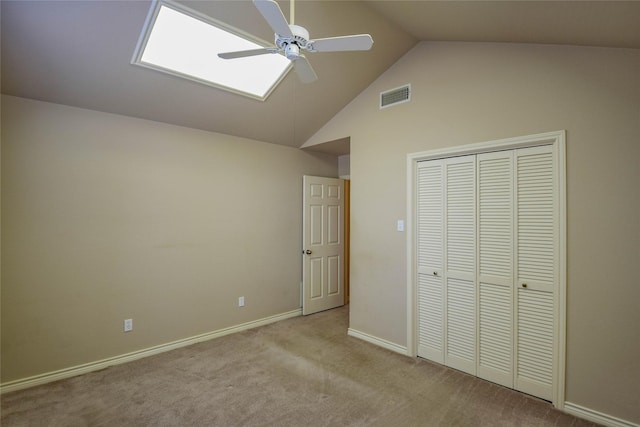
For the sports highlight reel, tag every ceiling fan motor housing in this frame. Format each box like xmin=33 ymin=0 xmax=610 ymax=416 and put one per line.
xmin=276 ymin=24 xmax=310 ymax=56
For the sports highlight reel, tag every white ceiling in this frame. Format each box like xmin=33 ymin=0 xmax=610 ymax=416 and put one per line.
xmin=2 ymin=1 xmax=639 ymax=155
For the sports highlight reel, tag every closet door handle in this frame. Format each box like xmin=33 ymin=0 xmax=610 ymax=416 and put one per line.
xmin=522 ymin=283 xmax=528 ymax=288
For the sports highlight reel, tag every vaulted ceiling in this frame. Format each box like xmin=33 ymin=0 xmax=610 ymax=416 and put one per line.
xmin=2 ymin=1 xmax=639 ymax=154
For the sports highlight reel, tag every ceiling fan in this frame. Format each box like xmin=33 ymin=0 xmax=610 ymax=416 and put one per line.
xmin=218 ymin=0 xmax=374 ymax=83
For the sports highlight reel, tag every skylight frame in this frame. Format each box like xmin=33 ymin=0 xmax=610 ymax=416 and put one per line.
xmin=131 ymin=0 xmax=292 ymax=101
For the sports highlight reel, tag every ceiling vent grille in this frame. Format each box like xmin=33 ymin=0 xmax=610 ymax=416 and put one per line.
xmin=380 ymin=84 xmax=411 ymax=109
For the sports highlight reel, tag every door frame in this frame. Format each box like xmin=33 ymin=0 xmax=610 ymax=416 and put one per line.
xmin=343 ymin=179 xmax=351 ymax=304
xmin=405 ymin=130 xmax=566 ymax=409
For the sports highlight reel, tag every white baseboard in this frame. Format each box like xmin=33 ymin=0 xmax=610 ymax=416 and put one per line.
xmin=1 ymin=308 xmax=302 ymax=394
xmin=347 ymin=328 xmax=408 ymax=356
xmin=564 ymin=402 xmax=639 ymax=427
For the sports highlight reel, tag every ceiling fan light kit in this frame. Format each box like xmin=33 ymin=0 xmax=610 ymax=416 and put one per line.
xmin=219 ymin=0 xmax=374 ymax=83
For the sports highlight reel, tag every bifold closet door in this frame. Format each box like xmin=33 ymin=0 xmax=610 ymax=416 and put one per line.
xmin=416 ymin=160 xmax=445 ymax=363
xmin=514 ymin=145 xmax=556 ymax=401
xmin=416 ymin=155 xmax=477 ymax=376
xmin=477 ymin=151 xmax=514 ymax=388
xmin=416 ymin=144 xmax=558 ymax=402
xmin=443 ymin=156 xmax=476 ymax=375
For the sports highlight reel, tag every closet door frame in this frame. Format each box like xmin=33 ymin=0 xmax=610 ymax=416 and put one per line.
xmin=406 ymin=130 xmax=566 ymax=409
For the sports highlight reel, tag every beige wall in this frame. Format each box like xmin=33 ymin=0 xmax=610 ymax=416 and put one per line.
xmin=338 ymin=154 xmax=350 ymax=178
xmin=1 ymin=95 xmax=338 ymax=383
xmin=306 ymin=42 xmax=640 ymax=423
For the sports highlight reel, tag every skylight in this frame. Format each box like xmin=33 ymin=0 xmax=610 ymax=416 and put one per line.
xmin=132 ymin=0 xmax=291 ymax=100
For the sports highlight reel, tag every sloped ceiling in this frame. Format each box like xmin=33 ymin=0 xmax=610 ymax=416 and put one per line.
xmin=367 ymin=1 xmax=640 ymax=49
xmin=2 ymin=1 xmax=639 ymax=154
xmin=0 ymin=0 xmax=416 ymax=149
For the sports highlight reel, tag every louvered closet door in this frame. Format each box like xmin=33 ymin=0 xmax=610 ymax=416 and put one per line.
xmin=514 ymin=145 xmax=556 ymax=401
xmin=477 ymin=151 xmax=514 ymax=388
xmin=416 ymin=160 xmax=445 ymax=363
xmin=444 ymin=156 xmax=476 ymax=375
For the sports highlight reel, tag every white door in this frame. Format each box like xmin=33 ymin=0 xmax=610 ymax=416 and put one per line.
xmin=514 ymin=145 xmax=557 ymax=401
xmin=477 ymin=151 xmax=515 ymax=388
xmin=443 ymin=155 xmax=477 ymax=375
xmin=416 ymin=155 xmax=477 ymax=375
xmin=302 ymin=176 xmax=344 ymax=315
xmin=416 ymin=160 xmax=445 ymax=363
xmin=416 ymin=144 xmax=559 ymax=402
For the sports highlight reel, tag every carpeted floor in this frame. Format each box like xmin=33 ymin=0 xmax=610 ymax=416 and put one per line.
xmin=2 ymin=305 xmax=599 ymax=426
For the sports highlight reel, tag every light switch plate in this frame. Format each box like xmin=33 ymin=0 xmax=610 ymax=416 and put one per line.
xmin=397 ymin=220 xmax=405 ymax=232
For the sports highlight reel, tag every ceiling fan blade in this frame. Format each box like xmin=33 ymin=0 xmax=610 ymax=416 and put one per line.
xmin=293 ymin=55 xmax=317 ymax=83
xmin=253 ymin=0 xmax=293 ymax=37
xmin=218 ymin=48 xmax=277 ymax=59
xmin=308 ymin=34 xmax=374 ymax=52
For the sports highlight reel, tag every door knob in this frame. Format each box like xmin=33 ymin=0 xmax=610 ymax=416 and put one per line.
xmin=305 ymin=250 xmax=312 ymax=255
xmin=433 ymin=271 xmax=438 ymax=276
xmin=522 ymin=283 xmax=528 ymax=288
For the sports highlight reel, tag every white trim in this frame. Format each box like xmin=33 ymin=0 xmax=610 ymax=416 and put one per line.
xmin=555 ymin=132 xmax=567 ymax=409
xmin=408 ymin=131 xmax=561 ymax=162
xmin=406 ymin=130 xmax=567 ymax=408
xmin=564 ymin=402 xmax=639 ymax=427
xmin=406 ymin=153 xmax=417 ymax=357
xmin=1 ymin=309 xmax=302 ymax=394
xmin=347 ymin=328 xmax=409 ymax=356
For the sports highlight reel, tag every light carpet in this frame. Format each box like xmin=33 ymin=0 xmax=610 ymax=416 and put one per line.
xmin=1 ymin=305 xmax=599 ymax=426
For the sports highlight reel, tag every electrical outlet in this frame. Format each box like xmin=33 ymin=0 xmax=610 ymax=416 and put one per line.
xmin=124 ymin=318 xmax=133 ymax=332
xmin=238 ymin=296 xmax=245 ymax=307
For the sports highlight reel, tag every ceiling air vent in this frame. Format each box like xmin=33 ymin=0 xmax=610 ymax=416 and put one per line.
xmin=380 ymin=84 xmax=411 ymax=109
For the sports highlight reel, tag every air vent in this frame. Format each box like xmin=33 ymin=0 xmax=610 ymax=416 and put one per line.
xmin=380 ymin=84 xmax=411 ymax=109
